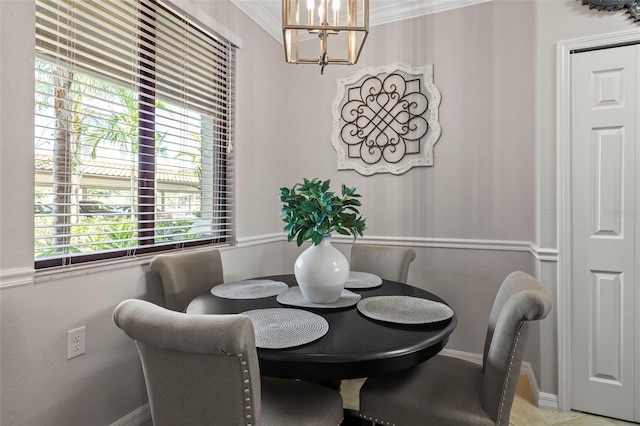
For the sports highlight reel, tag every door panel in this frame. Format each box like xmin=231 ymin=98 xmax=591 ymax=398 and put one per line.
xmin=571 ymin=45 xmax=638 ymax=422
xmin=594 ymin=126 xmax=623 ymax=236
xmin=590 ymin=271 xmax=622 ymax=384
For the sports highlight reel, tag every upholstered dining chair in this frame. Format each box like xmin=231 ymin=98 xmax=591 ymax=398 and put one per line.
xmin=358 ymin=271 xmax=553 ymax=426
xmin=150 ymin=248 xmax=223 ymax=312
xmin=113 ymin=299 xmax=344 ymax=426
xmin=350 ymin=244 xmax=416 ymax=283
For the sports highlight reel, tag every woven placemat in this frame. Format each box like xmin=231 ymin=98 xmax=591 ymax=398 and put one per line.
xmin=240 ymin=308 xmax=329 ymax=349
xmin=357 ymin=296 xmax=454 ymax=325
xmin=345 ymin=271 xmax=383 ymax=289
xmin=276 ymin=286 xmax=361 ymax=309
xmin=211 ymin=279 xmax=289 ymax=299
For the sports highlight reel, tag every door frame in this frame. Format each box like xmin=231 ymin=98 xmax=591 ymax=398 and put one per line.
xmin=557 ymin=28 xmax=640 ymax=413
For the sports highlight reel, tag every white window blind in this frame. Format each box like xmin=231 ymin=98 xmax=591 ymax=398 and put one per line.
xmin=34 ymin=0 xmax=236 ymax=268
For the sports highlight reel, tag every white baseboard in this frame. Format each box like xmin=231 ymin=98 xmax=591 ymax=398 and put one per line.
xmin=538 ymin=392 xmax=560 ymax=411
xmin=110 ymin=404 xmax=150 ymax=426
xmin=440 ymin=349 xmax=559 ymax=411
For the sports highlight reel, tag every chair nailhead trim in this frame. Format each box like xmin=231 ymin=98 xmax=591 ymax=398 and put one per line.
xmin=496 ymin=324 xmax=523 ymax=426
xmin=359 ymin=413 xmax=395 ymax=426
xmin=237 ymin=353 xmax=254 ymax=426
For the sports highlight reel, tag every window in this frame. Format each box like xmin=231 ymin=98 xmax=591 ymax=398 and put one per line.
xmin=34 ymin=0 xmax=236 ymax=268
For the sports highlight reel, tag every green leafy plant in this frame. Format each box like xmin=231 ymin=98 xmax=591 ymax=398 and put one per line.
xmin=280 ymin=178 xmax=366 ymax=246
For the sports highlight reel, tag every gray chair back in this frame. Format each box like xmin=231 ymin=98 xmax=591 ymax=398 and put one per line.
xmin=350 ymin=244 xmax=416 ymax=283
xmin=480 ymin=271 xmax=553 ymax=424
xmin=113 ymin=299 xmax=261 ymax=426
xmin=150 ymin=248 xmax=223 ymax=312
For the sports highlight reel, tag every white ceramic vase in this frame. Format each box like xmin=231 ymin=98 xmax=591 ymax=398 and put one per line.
xmin=294 ymin=234 xmax=349 ymax=303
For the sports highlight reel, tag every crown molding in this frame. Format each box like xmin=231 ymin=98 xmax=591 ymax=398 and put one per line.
xmin=230 ymin=0 xmax=494 ymax=44
xmin=231 ymin=0 xmax=283 ymax=42
xmin=369 ymin=0 xmax=493 ymax=27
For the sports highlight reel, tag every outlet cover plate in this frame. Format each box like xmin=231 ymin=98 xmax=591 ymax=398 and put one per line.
xmin=67 ymin=326 xmax=86 ymax=359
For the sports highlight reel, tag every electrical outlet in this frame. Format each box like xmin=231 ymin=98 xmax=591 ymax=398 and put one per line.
xmin=67 ymin=326 xmax=86 ymax=359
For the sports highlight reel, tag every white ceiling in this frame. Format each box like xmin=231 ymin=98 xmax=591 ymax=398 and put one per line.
xmin=230 ymin=0 xmax=493 ymax=43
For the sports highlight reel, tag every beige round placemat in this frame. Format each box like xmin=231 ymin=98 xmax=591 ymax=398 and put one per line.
xmin=357 ymin=296 xmax=454 ymax=325
xmin=276 ymin=286 xmax=361 ymax=309
xmin=211 ymin=279 xmax=288 ymax=299
xmin=345 ymin=271 xmax=383 ymax=289
xmin=240 ymin=308 xmax=329 ymax=349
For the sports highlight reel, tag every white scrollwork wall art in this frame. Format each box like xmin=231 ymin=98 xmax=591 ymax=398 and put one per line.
xmin=331 ymin=63 xmax=441 ymax=176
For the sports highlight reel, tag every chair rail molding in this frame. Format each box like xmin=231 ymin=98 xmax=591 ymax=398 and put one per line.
xmin=556 ymin=27 xmax=640 ymax=413
xmin=7 ymin=234 xmax=284 ymax=287
xmin=0 ymin=267 xmax=34 ymax=289
xmin=2 ymin=234 xmax=557 ymax=288
xmin=530 ymin=243 xmax=559 ymax=262
xmin=332 ymin=233 xmax=558 ymax=261
xmin=236 ymin=233 xmax=285 ymax=247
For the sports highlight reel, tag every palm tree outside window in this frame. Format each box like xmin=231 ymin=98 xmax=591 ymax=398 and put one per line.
xmin=34 ymin=0 xmax=236 ymax=268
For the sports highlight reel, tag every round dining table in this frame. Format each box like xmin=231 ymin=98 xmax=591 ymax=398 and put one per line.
xmin=186 ymin=274 xmax=457 ymax=382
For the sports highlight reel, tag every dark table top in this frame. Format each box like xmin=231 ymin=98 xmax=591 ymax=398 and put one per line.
xmin=187 ymin=274 xmax=457 ymax=381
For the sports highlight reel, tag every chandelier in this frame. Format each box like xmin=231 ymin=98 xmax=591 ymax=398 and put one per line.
xmin=282 ymin=0 xmax=369 ymax=74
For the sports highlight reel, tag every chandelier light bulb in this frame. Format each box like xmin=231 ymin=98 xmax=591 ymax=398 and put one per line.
xmin=307 ymin=0 xmax=315 ymax=24
xmin=332 ymin=0 xmax=340 ymax=25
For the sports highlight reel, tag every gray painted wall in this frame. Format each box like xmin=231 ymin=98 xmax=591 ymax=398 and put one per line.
xmin=0 ymin=0 xmax=637 ymax=423
xmin=280 ymin=0 xmax=537 ymax=241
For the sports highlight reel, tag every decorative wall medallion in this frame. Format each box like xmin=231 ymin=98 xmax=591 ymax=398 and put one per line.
xmin=331 ymin=63 xmax=441 ymax=176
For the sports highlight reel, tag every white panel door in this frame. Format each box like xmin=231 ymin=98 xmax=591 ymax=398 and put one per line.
xmin=571 ymin=44 xmax=639 ymax=421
